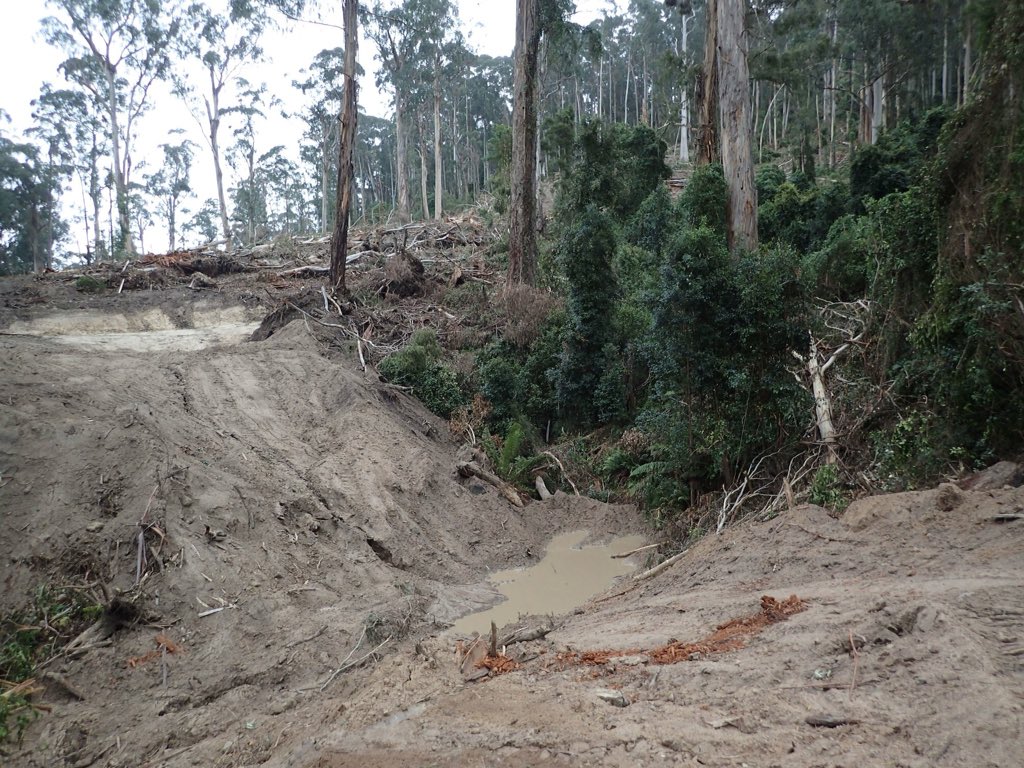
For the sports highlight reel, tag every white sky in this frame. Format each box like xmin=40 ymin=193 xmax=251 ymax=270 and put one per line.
xmin=0 ymin=0 xmax=614 ymax=253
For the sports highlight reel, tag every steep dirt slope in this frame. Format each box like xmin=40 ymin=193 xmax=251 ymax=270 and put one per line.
xmin=0 ymin=311 xmax=642 ymax=767
xmin=274 ymin=484 xmax=1024 ymax=768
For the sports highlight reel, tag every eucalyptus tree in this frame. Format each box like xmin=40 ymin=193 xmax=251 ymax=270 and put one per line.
xmin=43 ymin=0 xmax=178 ymax=256
xmin=145 ymin=136 xmax=195 ymax=250
xmin=174 ymin=1 xmax=267 ymax=250
xmin=226 ymin=81 xmax=275 ymax=244
xmin=295 ymin=47 xmax=347 ymax=232
xmin=29 ymin=85 xmax=106 ymax=262
xmin=366 ymin=1 xmax=417 ymax=221
xmin=509 ymin=0 xmax=575 ymax=286
xmin=0 ymin=132 xmax=64 ymax=274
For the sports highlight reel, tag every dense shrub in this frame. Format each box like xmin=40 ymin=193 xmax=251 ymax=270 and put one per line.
xmin=378 ymin=330 xmax=466 ymax=418
xmin=678 ymin=163 xmax=727 ymax=238
xmin=643 ymin=229 xmax=808 ymax=486
xmin=554 ymin=118 xmax=671 ymax=226
xmin=556 ymin=205 xmax=619 ymax=426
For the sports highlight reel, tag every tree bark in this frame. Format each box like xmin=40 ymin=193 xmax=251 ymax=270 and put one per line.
xmin=207 ymin=77 xmax=232 ymax=251
xmin=329 ymin=0 xmax=359 ymax=294
xmin=104 ymin=67 xmax=134 ymax=256
xmin=716 ymin=0 xmax=757 ymax=254
xmin=433 ymin=70 xmax=443 ymax=220
xmin=394 ymin=96 xmax=411 ymax=222
xmin=508 ymin=0 xmax=541 ymax=286
xmin=419 ymin=132 xmax=430 ymax=220
xmin=697 ymin=0 xmax=719 ymax=165
xmin=679 ymin=10 xmax=691 ymax=163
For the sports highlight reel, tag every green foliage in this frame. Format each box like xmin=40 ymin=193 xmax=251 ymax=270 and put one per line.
xmin=487 ymin=124 xmax=512 ymax=213
xmin=1 ymin=586 xmax=102 ymax=743
xmin=556 ymin=205 xmax=618 ymax=426
xmin=0 ymin=136 xmax=62 ymax=275
xmin=74 ymin=275 xmax=106 ymax=293
xmin=809 ymin=464 xmax=848 ymax=510
xmin=475 ymin=312 xmax=565 ymax=430
xmin=756 ymin=165 xmax=787 ymax=206
xmin=554 ymin=118 xmax=670 ymax=225
xmin=378 ymin=329 xmax=465 ymax=418
xmin=678 ymin=163 xmax=727 ymax=237
xmin=759 ymin=179 xmax=848 ymax=253
xmin=644 ymin=231 xmax=808 ymax=486
xmin=849 ymin=109 xmax=949 ymax=210
xmin=623 ymin=185 xmax=678 ymax=258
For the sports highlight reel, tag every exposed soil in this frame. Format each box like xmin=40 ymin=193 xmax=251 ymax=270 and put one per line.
xmin=1 ymin=255 xmax=1022 ymax=768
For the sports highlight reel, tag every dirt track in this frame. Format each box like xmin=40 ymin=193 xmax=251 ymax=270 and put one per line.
xmin=1 ymin=281 xmax=1022 ymax=767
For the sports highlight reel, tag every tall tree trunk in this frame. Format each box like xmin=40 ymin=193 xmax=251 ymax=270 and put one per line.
xmin=942 ymin=17 xmax=949 ymax=104
xmin=962 ymin=15 xmax=972 ymax=103
xmin=697 ymin=0 xmax=719 ymax=165
xmin=329 ymin=0 xmax=358 ymax=293
xmin=716 ymin=0 xmax=757 ymax=254
xmin=104 ymin=67 xmax=134 ymax=256
xmin=419 ymin=134 xmax=430 ymax=219
xmin=508 ymin=0 xmax=540 ymax=286
xmin=89 ymin=136 xmax=102 ymax=258
xmin=321 ymin=118 xmax=331 ymax=232
xmin=394 ymin=96 xmax=411 ymax=222
xmin=168 ymin=195 xmax=176 ymax=251
xmin=433 ymin=70 xmax=443 ymax=220
xmin=207 ymin=75 xmax=233 ymax=250
xmin=679 ymin=10 xmax=691 ymax=163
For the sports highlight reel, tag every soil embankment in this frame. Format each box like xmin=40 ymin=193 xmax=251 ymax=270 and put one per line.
xmin=1 ymin=269 xmax=1021 ymax=767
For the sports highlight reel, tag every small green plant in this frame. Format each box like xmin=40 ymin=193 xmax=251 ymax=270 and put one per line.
xmin=809 ymin=464 xmax=848 ymax=510
xmin=1 ymin=586 xmax=103 ymax=744
xmin=74 ymin=275 xmax=106 ymax=293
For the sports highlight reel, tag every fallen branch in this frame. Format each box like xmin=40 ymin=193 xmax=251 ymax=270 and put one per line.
xmin=534 ymin=475 xmax=553 ymax=500
xmin=632 ymin=549 xmax=689 ymax=582
xmin=320 ymin=633 xmax=391 ymax=692
xmin=456 ymin=461 xmax=524 ymax=508
xmin=611 ymin=542 xmax=663 ymax=559
xmin=499 ymin=624 xmax=554 ymax=646
xmin=39 ymin=671 xmax=86 ymax=701
xmin=542 ymin=451 xmax=579 ymax=496
xmin=286 ymin=625 xmax=328 ymax=649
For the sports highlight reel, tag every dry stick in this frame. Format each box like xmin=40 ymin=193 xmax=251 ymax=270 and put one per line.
xmin=135 ymin=484 xmax=159 ymax=586
xmin=320 ymin=629 xmax=394 ymax=692
xmin=320 ymin=285 xmax=330 ymax=313
xmin=542 ymin=451 xmax=579 ymax=496
xmin=848 ymin=629 xmax=859 ymax=698
xmin=286 ymin=625 xmax=328 ymax=649
xmin=611 ymin=542 xmax=665 ymax=559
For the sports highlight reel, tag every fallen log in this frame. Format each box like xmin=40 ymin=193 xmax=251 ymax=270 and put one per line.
xmin=456 ymin=461 xmax=524 ymax=508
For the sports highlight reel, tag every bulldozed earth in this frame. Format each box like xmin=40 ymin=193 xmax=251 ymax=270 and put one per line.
xmin=1 ymin=227 xmax=1022 ymax=767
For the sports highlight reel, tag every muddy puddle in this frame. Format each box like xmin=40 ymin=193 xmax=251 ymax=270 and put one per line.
xmin=452 ymin=530 xmax=647 ymax=635
xmin=4 ymin=307 xmax=260 ymax=352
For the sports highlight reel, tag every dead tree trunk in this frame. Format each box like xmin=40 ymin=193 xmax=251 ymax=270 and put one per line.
xmin=716 ymin=0 xmax=757 ymax=254
xmin=508 ymin=0 xmax=541 ymax=286
xmin=329 ymin=0 xmax=358 ymax=294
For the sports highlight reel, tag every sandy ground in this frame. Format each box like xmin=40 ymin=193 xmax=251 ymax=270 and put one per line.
xmin=1 ymin=278 xmax=1022 ymax=768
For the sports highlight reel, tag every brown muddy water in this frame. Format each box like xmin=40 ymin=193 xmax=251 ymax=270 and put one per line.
xmin=452 ymin=530 xmax=647 ymax=635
